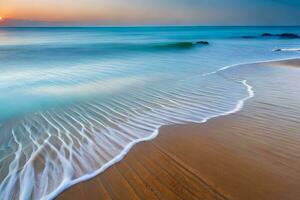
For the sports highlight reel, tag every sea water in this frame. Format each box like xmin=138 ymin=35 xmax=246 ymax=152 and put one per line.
xmin=0 ymin=26 xmax=299 ymax=199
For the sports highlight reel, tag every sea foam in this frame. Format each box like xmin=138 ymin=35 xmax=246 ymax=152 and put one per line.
xmin=0 ymin=64 xmax=254 ymax=200
xmin=1 ymin=26 xmax=300 ymax=200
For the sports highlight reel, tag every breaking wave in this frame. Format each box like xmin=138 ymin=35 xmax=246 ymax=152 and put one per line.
xmin=0 ymin=64 xmax=254 ymax=199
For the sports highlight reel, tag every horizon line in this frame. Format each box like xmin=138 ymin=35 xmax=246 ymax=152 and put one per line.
xmin=1 ymin=25 xmax=300 ymax=28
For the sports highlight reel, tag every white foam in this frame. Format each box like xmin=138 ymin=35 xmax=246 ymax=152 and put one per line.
xmin=181 ymin=56 xmax=300 ymax=81
xmin=44 ymin=80 xmax=255 ymax=200
xmin=272 ymin=48 xmax=300 ymax=52
xmin=45 ymin=57 xmax=295 ymax=200
xmin=3 ymin=57 xmax=296 ymax=200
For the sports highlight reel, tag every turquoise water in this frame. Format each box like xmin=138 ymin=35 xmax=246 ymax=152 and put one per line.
xmin=0 ymin=27 xmax=299 ymax=199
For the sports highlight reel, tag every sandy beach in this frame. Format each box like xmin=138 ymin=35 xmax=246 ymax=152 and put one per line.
xmin=56 ymin=58 xmax=300 ymax=200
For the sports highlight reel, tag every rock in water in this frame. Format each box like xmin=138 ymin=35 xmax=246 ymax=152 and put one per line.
xmin=196 ymin=41 xmax=209 ymax=45
xmin=261 ymin=33 xmax=300 ymax=39
xmin=262 ymin=33 xmax=273 ymax=37
xmin=278 ymin=33 xmax=300 ymax=39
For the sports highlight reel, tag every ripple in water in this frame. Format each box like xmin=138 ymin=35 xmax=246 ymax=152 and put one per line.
xmin=0 ymin=26 xmax=299 ymax=199
xmin=0 ymin=70 xmax=254 ymax=199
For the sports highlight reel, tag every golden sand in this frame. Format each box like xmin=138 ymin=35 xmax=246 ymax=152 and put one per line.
xmin=57 ymin=59 xmax=300 ymax=200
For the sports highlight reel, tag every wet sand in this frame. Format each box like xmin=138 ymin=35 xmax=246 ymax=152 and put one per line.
xmin=57 ymin=59 xmax=300 ymax=200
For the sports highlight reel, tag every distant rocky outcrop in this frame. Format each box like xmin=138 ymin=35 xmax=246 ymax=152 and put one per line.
xmin=241 ymin=33 xmax=300 ymax=39
xmin=262 ymin=33 xmax=300 ymax=39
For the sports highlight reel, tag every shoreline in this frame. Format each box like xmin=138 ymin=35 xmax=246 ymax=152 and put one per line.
xmin=50 ymin=67 xmax=256 ymax=199
xmin=56 ymin=58 xmax=300 ymax=199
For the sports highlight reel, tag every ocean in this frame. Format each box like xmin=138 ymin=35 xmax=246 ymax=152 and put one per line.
xmin=0 ymin=26 xmax=299 ymax=199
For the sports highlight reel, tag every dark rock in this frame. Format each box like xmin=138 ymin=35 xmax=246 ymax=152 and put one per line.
xmin=262 ymin=33 xmax=273 ymax=37
xmin=239 ymin=33 xmax=300 ymax=40
xmin=196 ymin=41 xmax=209 ymax=45
xmin=261 ymin=32 xmax=300 ymax=39
xmin=277 ymin=33 xmax=300 ymax=39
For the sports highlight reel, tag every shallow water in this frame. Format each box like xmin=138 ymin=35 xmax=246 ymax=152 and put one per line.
xmin=0 ymin=26 xmax=299 ymax=199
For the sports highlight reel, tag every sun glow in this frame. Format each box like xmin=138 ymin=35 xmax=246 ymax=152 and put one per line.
xmin=0 ymin=16 xmax=3 ymax=20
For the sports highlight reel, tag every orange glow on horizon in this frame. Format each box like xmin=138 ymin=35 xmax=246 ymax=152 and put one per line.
xmin=0 ymin=1 xmax=197 ymax=24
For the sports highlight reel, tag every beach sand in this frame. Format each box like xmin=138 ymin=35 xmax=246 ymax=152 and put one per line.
xmin=57 ymin=59 xmax=300 ymax=200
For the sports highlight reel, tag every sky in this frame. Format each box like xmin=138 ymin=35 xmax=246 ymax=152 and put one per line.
xmin=0 ymin=0 xmax=300 ymax=26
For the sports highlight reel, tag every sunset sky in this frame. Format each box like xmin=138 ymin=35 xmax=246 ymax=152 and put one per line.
xmin=0 ymin=0 xmax=300 ymax=26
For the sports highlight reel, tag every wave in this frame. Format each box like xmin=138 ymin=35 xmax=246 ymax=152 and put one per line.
xmin=0 ymin=60 xmax=256 ymax=200
xmin=273 ymin=48 xmax=300 ymax=52
xmin=153 ymin=42 xmax=197 ymax=49
xmin=0 ymin=41 xmax=207 ymax=60
xmin=48 ymin=81 xmax=254 ymax=200
xmin=178 ymin=57 xmax=300 ymax=84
